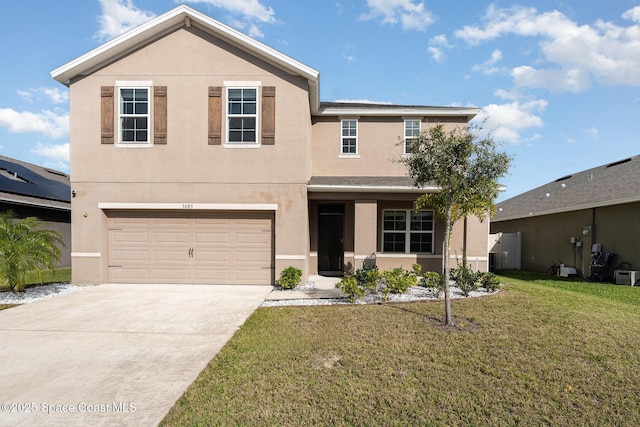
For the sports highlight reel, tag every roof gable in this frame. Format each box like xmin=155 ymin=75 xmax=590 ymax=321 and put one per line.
xmin=51 ymin=5 xmax=320 ymax=111
xmin=494 ymin=154 xmax=640 ymax=221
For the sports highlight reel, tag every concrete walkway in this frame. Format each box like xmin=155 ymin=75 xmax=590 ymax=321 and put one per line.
xmin=265 ymin=275 xmax=345 ymax=300
xmin=0 ymin=283 xmax=272 ymax=426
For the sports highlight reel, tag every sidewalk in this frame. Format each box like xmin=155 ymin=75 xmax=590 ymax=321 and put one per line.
xmin=265 ymin=275 xmax=345 ymax=300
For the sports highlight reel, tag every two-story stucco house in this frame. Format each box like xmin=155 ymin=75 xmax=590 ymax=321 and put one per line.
xmin=52 ymin=5 xmax=486 ymax=286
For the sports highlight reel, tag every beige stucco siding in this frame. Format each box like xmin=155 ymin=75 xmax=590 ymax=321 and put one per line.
xmin=71 ymin=182 xmax=308 ymax=284
xmin=308 ymin=195 xmax=489 ymax=275
xmin=311 ymin=117 xmax=465 ymax=177
xmin=68 ymin=27 xmax=312 ymax=284
xmin=491 ymin=202 xmax=640 ymax=276
xmin=70 ymin=27 xmax=311 ymax=185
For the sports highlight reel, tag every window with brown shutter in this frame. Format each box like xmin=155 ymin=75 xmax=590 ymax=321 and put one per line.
xmin=153 ymin=86 xmax=167 ymax=144
xmin=261 ymin=86 xmax=275 ymax=145
xmin=101 ymin=86 xmax=114 ymax=144
xmin=208 ymin=86 xmax=222 ymax=145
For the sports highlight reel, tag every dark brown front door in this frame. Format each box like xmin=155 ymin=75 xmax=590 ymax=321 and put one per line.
xmin=318 ymin=204 xmax=344 ymax=276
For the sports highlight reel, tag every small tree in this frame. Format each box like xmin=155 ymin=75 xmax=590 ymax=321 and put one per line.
xmin=0 ymin=211 xmax=63 ymax=291
xmin=401 ymin=124 xmax=510 ymax=325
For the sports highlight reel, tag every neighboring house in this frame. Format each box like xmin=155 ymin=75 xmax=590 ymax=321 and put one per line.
xmin=51 ymin=5 xmax=484 ymax=286
xmin=491 ymin=155 xmax=640 ymax=277
xmin=0 ymin=155 xmax=71 ymax=267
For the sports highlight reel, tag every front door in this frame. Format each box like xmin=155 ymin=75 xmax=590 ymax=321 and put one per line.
xmin=318 ymin=204 xmax=344 ymax=276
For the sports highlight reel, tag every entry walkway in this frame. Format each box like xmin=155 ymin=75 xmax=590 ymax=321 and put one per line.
xmin=0 ymin=283 xmax=272 ymax=426
xmin=265 ymin=275 xmax=345 ymax=300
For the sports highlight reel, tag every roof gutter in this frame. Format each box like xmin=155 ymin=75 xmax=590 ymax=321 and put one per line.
xmin=315 ymin=106 xmax=480 ymax=118
xmin=0 ymin=195 xmax=70 ymax=211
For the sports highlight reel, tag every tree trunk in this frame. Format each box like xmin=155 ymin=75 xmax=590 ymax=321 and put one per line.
xmin=443 ymin=205 xmax=453 ymax=325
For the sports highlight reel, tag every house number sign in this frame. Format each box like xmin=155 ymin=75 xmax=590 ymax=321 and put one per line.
xmin=182 ymin=204 xmax=194 ymax=209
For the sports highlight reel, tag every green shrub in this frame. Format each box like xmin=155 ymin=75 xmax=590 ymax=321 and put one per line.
xmin=0 ymin=211 xmax=63 ymax=292
xmin=336 ymin=276 xmax=364 ymax=303
xmin=412 ymin=263 xmax=422 ymax=277
xmin=420 ymin=271 xmax=444 ymax=296
xmin=277 ymin=266 xmax=303 ymax=289
xmin=354 ymin=264 xmax=380 ymax=292
xmin=480 ymin=272 xmax=501 ymax=292
xmin=450 ymin=264 xmax=481 ymax=297
xmin=380 ymin=267 xmax=418 ymax=298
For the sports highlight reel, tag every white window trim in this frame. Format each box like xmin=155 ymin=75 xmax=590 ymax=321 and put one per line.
xmin=382 ymin=209 xmax=434 ymax=254
xmin=225 ymin=86 xmax=259 ymax=145
xmin=403 ymin=119 xmax=421 ymax=156
xmin=340 ymin=118 xmax=358 ymax=155
xmin=115 ymin=81 xmax=153 ymax=146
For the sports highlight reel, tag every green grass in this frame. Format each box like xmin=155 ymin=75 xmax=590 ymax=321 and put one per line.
xmin=0 ymin=268 xmax=71 ymax=293
xmin=162 ymin=273 xmax=640 ymax=426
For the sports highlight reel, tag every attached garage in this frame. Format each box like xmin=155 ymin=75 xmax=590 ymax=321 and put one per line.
xmin=106 ymin=211 xmax=274 ymax=285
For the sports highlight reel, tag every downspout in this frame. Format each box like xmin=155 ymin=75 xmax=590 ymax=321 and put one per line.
xmin=591 ymin=208 xmax=596 ymax=244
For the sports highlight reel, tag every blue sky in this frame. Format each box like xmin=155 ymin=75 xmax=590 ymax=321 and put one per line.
xmin=0 ymin=0 xmax=639 ymax=201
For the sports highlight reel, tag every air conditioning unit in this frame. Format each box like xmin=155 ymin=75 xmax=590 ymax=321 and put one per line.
xmin=615 ymin=270 xmax=640 ymax=286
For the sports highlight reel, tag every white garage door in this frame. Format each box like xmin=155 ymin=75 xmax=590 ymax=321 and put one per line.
xmin=107 ymin=211 xmax=274 ymax=285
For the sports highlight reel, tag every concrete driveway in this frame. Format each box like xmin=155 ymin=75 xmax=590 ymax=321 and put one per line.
xmin=0 ymin=283 xmax=272 ymax=426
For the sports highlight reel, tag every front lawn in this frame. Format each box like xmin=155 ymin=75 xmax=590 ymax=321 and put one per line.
xmin=162 ymin=273 xmax=640 ymax=426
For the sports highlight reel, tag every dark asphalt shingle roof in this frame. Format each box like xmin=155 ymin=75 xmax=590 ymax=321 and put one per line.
xmin=493 ymin=154 xmax=640 ymax=221
xmin=308 ymin=176 xmax=439 ymax=193
xmin=309 ymin=176 xmax=417 ymax=187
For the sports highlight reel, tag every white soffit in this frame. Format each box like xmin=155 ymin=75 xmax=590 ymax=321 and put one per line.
xmin=50 ymin=5 xmax=320 ymax=89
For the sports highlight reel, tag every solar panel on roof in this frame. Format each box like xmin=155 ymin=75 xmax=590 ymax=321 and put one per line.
xmin=0 ymin=159 xmax=70 ymax=203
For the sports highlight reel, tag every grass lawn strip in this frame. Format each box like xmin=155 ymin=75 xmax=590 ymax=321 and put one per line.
xmin=162 ymin=273 xmax=640 ymax=426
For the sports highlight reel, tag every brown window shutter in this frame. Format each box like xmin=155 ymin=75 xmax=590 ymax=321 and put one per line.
xmin=261 ymin=86 xmax=276 ymax=145
xmin=101 ymin=86 xmax=114 ymax=144
xmin=208 ymin=86 xmax=222 ymax=145
xmin=154 ymin=86 xmax=167 ymax=144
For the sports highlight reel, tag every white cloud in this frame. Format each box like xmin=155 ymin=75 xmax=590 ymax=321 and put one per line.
xmin=361 ymin=0 xmax=436 ymax=31
xmin=511 ymin=66 xmax=591 ymax=92
xmin=181 ymin=0 xmax=276 ymax=37
xmin=472 ymin=49 xmax=503 ymax=75
xmin=18 ymin=87 xmax=69 ymax=104
xmin=430 ymin=34 xmax=450 ymax=47
xmin=182 ymin=0 xmax=276 ymax=23
xmin=622 ymin=6 xmax=640 ymax=23
xmin=427 ymin=34 xmax=451 ymax=62
xmin=455 ymin=4 xmax=640 ymax=91
xmin=472 ymin=99 xmax=547 ymax=144
xmin=95 ymin=0 xmax=155 ymax=41
xmin=427 ymin=46 xmax=444 ymax=62
xmin=31 ymin=142 xmax=70 ymax=163
xmin=0 ymin=109 xmax=69 ymax=139
xmin=583 ymin=127 xmax=599 ymax=139
xmin=343 ymin=45 xmax=357 ymax=62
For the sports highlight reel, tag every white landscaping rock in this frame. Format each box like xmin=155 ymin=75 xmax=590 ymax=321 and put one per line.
xmin=0 ymin=283 xmax=83 ymax=304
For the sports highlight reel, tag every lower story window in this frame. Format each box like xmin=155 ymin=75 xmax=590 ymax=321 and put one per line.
xmin=383 ymin=210 xmax=434 ymax=253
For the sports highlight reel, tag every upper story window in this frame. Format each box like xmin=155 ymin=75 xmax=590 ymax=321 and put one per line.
xmin=119 ymin=87 xmax=150 ymax=144
xmin=341 ymin=119 xmax=358 ymax=155
xmin=227 ymin=88 xmax=257 ymax=143
xmin=382 ymin=209 xmax=434 ymax=254
xmin=404 ymin=119 xmax=420 ymax=155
